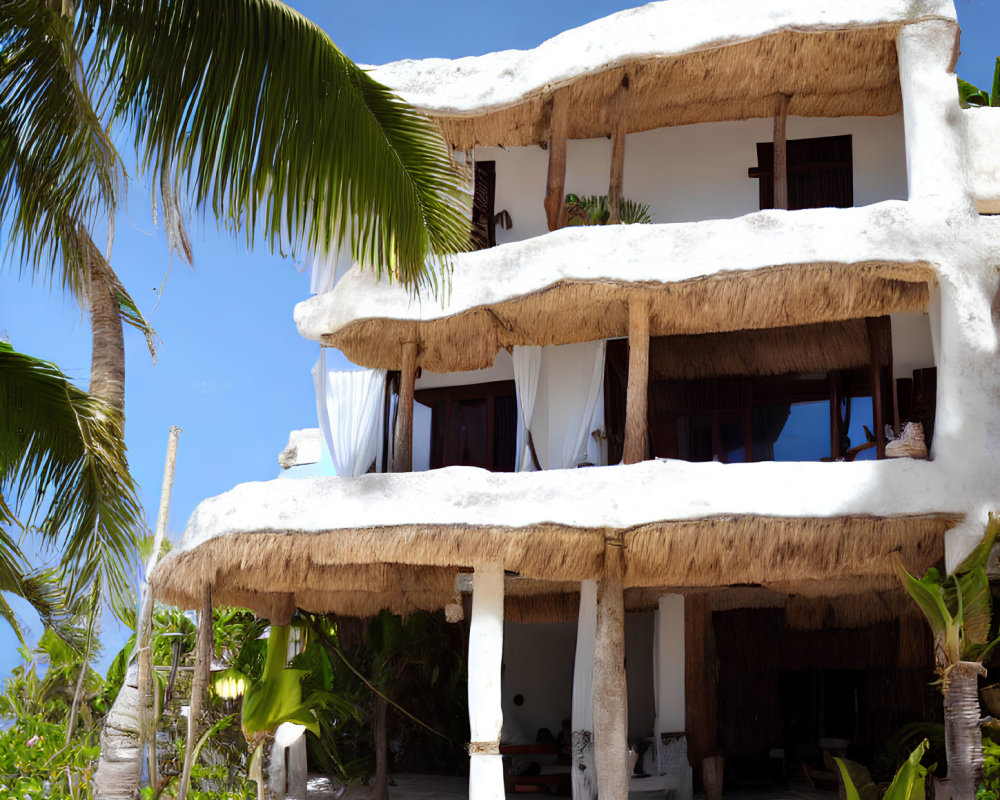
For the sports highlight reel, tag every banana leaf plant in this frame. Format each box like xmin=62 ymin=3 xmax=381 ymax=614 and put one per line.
xmin=959 ymin=57 xmax=1000 ymax=108
xmin=895 ymin=515 xmax=1000 ymax=798
xmin=834 ymin=739 xmax=929 ymax=800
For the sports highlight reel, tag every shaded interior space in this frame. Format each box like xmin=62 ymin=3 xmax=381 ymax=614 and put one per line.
xmin=605 ymin=314 xmax=936 ymax=464
xmin=696 ymin=602 xmax=941 ymax=793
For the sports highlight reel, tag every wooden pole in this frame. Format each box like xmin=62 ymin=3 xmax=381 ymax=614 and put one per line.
xmin=608 ymin=73 xmax=629 ymax=225
xmin=867 ymin=318 xmax=887 ymax=459
xmin=544 ymin=90 xmax=569 ymax=231
xmin=773 ymin=94 xmax=790 ymax=211
xmin=623 ymin=294 xmax=650 ymax=464
xmin=139 ymin=425 xmax=182 ymax=787
xmin=594 ymin=534 xmax=628 ymax=800
xmin=685 ymin=594 xmax=720 ymax=800
xmin=393 ymin=341 xmax=418 ymax=473
xmin=178 ymin=584 xmax=212 ymax=800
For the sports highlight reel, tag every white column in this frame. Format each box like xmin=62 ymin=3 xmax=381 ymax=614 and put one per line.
xmin=572 ymin=580 xmax=598 ymax=800
xmin=468 ymin=562 xmax=505 ymax=800
xmin=896 ymin=20 xmax=969 ymax=204
xmin=654 ymin=595 xmax=692 ymax=800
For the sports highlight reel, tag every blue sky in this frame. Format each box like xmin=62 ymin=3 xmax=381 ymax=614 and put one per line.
xmin=1 ymin=0 xmax=999 ymax=680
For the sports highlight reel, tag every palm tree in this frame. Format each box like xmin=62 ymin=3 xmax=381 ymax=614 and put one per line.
xmin=895 ymin=515 xmax=1000 ymax=798
xmin=4 ymin=1 xmax=471 ymax=795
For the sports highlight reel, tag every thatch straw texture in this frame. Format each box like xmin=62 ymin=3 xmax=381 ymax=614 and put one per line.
xmin=430 ymin=28 xmax=904 ymax=150
xmin=324 ymin=261 xmax=933 ymax=373
xmin=152 ymin=513 xmax=956 ymax=620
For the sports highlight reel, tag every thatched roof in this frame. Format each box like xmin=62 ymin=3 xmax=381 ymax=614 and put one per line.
xmin=152 ymin=459 xmax=960 ymax=619
xmin=370 ymin=1 xmax=958 ymax=149
xmin=296 ymin=202 xmax=938 ymax=373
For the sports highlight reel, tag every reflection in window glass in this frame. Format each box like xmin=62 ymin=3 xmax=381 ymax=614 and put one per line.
xmin=846 ymin=397 xmax=876 ymax=461
xmin=677 ymin=415 xmax=714 ymax=462
xmin=761 ymin=401 xmax=830 ymax=462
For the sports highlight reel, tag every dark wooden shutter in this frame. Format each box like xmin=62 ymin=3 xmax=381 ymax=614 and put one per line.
xmin=472 ymin=160 xmax=497 ymax=249
xmin=751 ymin=134 xmax=853 ymax=210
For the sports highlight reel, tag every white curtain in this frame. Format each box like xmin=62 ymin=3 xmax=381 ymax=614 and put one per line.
xmin=312 ymin=350 xmax=386 ymax=477
xmin=572 ymin=580 xmax=598 ymax=800
xmin=560 ymin=340 xmax=606 ymax=469
xmin=309 ymin=241 xmax=354 ymax=295
xmin=513 ymin=346 xmax=542 ymax=472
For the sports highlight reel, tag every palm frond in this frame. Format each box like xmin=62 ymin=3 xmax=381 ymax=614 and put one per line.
xmin=82 ymin=0 xmax=471 ymax=292
xmin=0 ymin=0 xmax=122 ymax=295
xmin=0 ymin=341 xmax=142 ymax=621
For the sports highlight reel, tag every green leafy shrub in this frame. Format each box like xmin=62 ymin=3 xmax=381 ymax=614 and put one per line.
xmin=0 ymin=718 xmax=98 ymax=799
xmin=565 ymin=193 xmax=652 ymax=225
xmin=978 ymin=733 xmax=1000 ymax=799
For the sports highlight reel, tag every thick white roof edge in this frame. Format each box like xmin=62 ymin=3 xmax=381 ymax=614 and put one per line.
xmin=368 ymin=0 xmax=957 ymax=116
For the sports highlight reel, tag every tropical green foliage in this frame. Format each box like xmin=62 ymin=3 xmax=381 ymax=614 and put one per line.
xmin=959 ymin=57 xmax=1000 ymax=108
xmin=0 ymin=717 xmax=99 ymax=799
xmin=565 ymin=193 xmax=653 ymax=226
xmin=0 ymin=341 xmax=142 ymax=622
xmin=894 ymin=514 xmax=1000 ymax=669
xmin=978 ymin=733 xmax=1000 ymax=799
xmin=77 ymin=0 xmax=472 ymax=290
xmin=834 ymin=739 xmax=930 ymax=800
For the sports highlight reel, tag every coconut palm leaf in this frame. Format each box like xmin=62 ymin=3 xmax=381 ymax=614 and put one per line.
xmin=81 ymin=0 xmax=472 ymax=292
xmin=0 ymin=0 xmax=123 ymax=296
xmin=0 ymin=341 xmax=142 ymax=621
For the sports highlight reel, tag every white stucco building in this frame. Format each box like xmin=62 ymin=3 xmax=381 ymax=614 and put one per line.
xmin=154 ymin=1 xmax=1000 ymax=797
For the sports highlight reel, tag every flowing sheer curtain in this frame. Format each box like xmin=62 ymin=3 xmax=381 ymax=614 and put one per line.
xmin=513 ymin=346 xmax=542 ymax=472
xmin=312 ymin=350 xmax=386 ymax=477
xmin=560 ymin=340 xmax=606 ymax=469
xmin=572 ymin=580 xmax=598 ymax=800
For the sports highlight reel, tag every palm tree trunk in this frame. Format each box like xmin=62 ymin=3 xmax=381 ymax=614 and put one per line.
xmin=374 ymin=694 xmax=389 ymax=800
xmin=944 ymin=661 xmax=986 ymax=799
xmin=85 ymin=228 xmax=141 ymax=800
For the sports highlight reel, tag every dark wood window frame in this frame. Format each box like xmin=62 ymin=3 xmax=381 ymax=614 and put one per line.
xmin=414 ymin=379 xmax=516 ymax=472
xmin=749 ymin=134 xmax=854 ymax=210
xmin=472 ymin=160 xmax=497 ymax=249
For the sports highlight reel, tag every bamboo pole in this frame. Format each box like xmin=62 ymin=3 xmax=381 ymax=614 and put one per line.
xmin=393 ymin=341 xmax=418 ymax=473
xmin=685 ymin=594 xmax=720 ymax=800
xmin=773 ymin=94 xmax=790 ymax=211
xmin=139 ymin=425 xmax=181 ymax=787
xmin=624 ymin=294 xmax=650 ymax=464
xmin=544 ymin=90 xmax=569 ymax=231
xmin=594 ymin=534 xmax=628 ymax=800
xmin=178 ymin=584 xmax=212 ymax=800
xmin=608 ymin=73 xmax=629 ymax=225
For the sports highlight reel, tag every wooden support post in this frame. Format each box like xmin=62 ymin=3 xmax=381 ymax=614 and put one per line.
xmin=572 ymin=580 xmax=599 ymax=800
xmin=773 ymin=94 xmax=790 ymax=211
xmin=468 ymin=562 xmax=505 ymax=800
xmin=393 ymin=341 xmax=418 ymax=473
xmin=594 ymin=534 xmax=628 ymax=800
xmin=544 ymin=90 xmax=569 ymax=231
xmin=178 ymin=584 xmax=212 ymax=800
xmin=608 ymin=73 xmax=629 ymax=225
xmin=867 ymin=317 xmax=887 ymax=459
xmin=623 ymin=294 xmax=650 ymax=464
xmin=685 ymin=594 xmax=720 ymax=800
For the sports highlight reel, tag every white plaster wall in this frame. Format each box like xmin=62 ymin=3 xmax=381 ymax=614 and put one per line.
xmin=478 ymin=115 xmax=907 ymax=245
xmin=890 ymin=311 xmax=936 ymax=380
xmin=502 ymin=621 xmax=576 ymax=742
xmin=964 ymin=107 xmax=1000 ymax=214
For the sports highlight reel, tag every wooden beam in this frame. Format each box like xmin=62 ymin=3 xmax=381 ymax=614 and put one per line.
xmin=685 ymin=594 xmax=720 ymax=799
xmin=393 ymin=341 xmax=418 ymax=472
xmin=544 ymin=90 xmax=569 ymax=231
xmin=623 ymin=294 xmax=650 ymax=464
xmin=594 ymin=535 xmax=628 ymax=800
xmin=772 ymin=94 xmax=790 ymax=211
xmin=608 ymin=73 xmax=629 ymax=225
xmin=178 ymin=584 xmax=212 ymax=800
xmin=866 ymin=318 xmax=889 ymax=459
